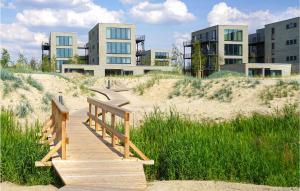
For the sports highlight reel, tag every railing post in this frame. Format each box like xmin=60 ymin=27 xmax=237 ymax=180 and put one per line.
xmin=124 ymin=112 xmax=130 ymax=158
xmin=61 ymin=114 xmax=67 ymax=160
xmin=102 ymin=109 xmax=106 ymax=139
xmin=89 ymin=103 xmax=92 ymax=128
xmin=111 ymin=113 xmax=116 ymax=147
xmin=95 ymin=106 xmax=99 ymax=131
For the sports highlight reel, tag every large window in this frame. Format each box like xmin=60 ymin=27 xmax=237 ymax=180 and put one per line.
xmin=56 ymin=60 xmax=68 ymax=69
xmin=106 ymin=27 xmax=131 ymax=40
xmin=56 ymin=48 xmax=73 ymax=58
xmin=224 ymin=44 xmax=242 ymax=56
xmin=155 ymin=52 xmax=169 ymax=59
xmin=225 ymin=59 xmax=242 ymax=65
xmin=106 ymin=42 xmax=131 ymax=54
xmin=56 ymin=36 xmax=72 ymax=46
xmin=107 ymin=57 xmax=131 ymax=64
xmin=224 ymin=29 xmax=243 ymax=41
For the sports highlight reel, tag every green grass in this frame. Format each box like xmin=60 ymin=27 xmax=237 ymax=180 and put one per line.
xmin=26 ymin=75 xmax=44 ymax=91
xmin=130 ymin=105 xmax=299 ymax=187
xmin=0 ymin=108 xmax=62 ymax=186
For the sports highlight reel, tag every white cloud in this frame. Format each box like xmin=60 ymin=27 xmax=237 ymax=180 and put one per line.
xmin=129 ymin=0 xmax=195 ymax=24
xmin=207 ymin=2 xmax=300 ymax=32
xmin=173 ymin=32 xmax=190 ymax=51
xmin=120 ymin=0 xmax=141 ymax=4
xmin=0 ymin=23 xmax=48 ymax=60
xmin=16 ymin=0 xmax=123 ymax=28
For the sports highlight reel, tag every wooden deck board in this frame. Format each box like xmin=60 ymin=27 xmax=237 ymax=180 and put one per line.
xmin=54 ymin=108 xmax=147 ymax=191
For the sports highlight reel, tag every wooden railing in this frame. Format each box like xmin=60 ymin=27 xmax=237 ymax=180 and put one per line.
xmin=87 ymin=97 xmax=153 ymax=164
xmin=36 ymin=98 xmax=69 ymax=167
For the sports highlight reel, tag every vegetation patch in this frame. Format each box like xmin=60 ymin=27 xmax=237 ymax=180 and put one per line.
xmin=168 ymin=77 xmax=212 ymax=98
xmin=210 ymin=86 xmax=233 ymax=102
xmin=26 ymin=75 xmax=44 ymax=91
xmin=41 ymin=92 xmax=54 ymax=111
xmin=208 ymin=70 xmax=244 ymax=79
xmin=131 ymin=105 xmax=299 ymax=187
xmin=16 ymin=95 xmax=33 ymax=118
xmin=260 ymin=80 xmax=299 ymax=105
xmin=134 ymin=75 xmax=161 ymax=95
xmin=0 ymin=109 xmax=61 ymax=185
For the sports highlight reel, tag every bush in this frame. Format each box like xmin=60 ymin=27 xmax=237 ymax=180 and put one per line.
xmin=208 ymin=70 xmax=244 ymax=79
xmin=211 ymin=86 xmax=233 ymax=102
xmin=1 ymin=69 xmax=17 ymax=81
xmin=134 ymin=76 xmax=161 ymax=95
xmin=0 ymin=109 xmax=61 ymax=185
xmin=2 ymin=82 xmax=13 ymax=98
xmin=16 ymin=95 xmax=33 ymax=118
xmin=27 ymin=75 xmax=44 ymax=91
xmin=41 ymin=92 xmax=54 ymax=111
xmin=131 ymin=105 xmax=299 ymax=187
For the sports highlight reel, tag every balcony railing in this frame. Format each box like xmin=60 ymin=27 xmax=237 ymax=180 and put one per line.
xmin=136 ymin=35 xmax=145 ymax=42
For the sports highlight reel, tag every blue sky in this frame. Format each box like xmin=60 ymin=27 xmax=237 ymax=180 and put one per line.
xmin=0 ymin=0 xmax=299 ymax=61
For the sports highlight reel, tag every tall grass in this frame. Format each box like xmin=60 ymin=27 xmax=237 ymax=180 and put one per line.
xmin=0 ymin=109 xmax=61 ymax=185
xmin=26 ymin=75 xmax=44 ymax=91
xmin=134 ymin=75 xmax=161 ymax=95
xmin=131 ymin=105 xmax=299 ymax=187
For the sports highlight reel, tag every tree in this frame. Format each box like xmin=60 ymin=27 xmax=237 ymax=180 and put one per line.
xmin=1 ymin=48 xmax=11 ymax=68
xmin=41 ymin=55 xmax=56 ymax=72
xmin=67 ymin=54 xmax=85 ymax=64
xmin=29 ymin=57 xmax=39 ymax=70
xmin=191 ymin=40 xmax=206 ymax=78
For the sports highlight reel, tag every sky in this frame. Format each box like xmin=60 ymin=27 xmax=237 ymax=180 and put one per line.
xmin=0 ymin=0 xmax=299 ymax=61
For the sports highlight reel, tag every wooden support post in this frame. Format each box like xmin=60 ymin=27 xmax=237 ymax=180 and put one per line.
xmin=89 ymin=103 xmax=92 ymax=128
xmin=61 ymin=114 xmax=67 ymax=160
xmin=124 ymin=112 xmax=130 ymax=158
xmin=111 ymin=113 xmax=116 ymax=147
xmin=95 ymin=106 xmax=99 ymax=131
xmin=102 ymin=109 xmax=106 ymax=139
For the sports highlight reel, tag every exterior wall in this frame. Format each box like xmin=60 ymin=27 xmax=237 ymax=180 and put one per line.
xmin=249 ymin=28 xmax=265 ymax=63
xmin=49 ymin=32 xmax=78 ymax=70
xmin=265 ymin=17 xmax=299 ymax=64
xmin=88 ymin=23 xmax=136 ymax=67
xmin=141 ymin=50 xmax=151 ymax=65
xmin=246 ymin=63 xmax=291 ymax=76
xmin=220 ymin=63 xmax=246 ymax=73
xmin=62 ymin=64 xmax=175 ymax=76
xmin=218 ymin=25 xmax=248 ymax=65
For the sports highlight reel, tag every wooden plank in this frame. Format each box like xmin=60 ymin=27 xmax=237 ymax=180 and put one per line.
xmin=129 ymin=141 xmax=149 ymax=161
xmin=111 ymin=114 xmax=116 ymax=147
xmin=52 ymin=98 xmax=69 ymax=116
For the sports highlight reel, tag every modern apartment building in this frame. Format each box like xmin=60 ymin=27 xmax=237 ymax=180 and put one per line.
xmin=48 ymin=23 xmax=175 ymax=76
xmin=42 ymin=32 xmax=78 ymax=72
xmin=183 ymin=25 xmax=248 ymax=76
xmin=249 ymin=17 xmax=299 ymax=73
xmin=141 ymin=49 xmax=171 ymax=66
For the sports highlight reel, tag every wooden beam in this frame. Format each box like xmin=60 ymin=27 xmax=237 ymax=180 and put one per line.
xmin=102 ymin=109 xmax=106 ymax=139
xmin=111 ymin=114 xmax=116 ymax=147
xmin=40 ymin=141 xmax=62 ymax=163
xmin=129 ymin=141 xmax=149 ymax=161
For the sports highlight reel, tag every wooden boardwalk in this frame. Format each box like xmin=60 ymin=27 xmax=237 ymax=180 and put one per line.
xmin=36 ymin=90 xmax=151 ymax=191
xmin=53 ymin=109 xmax=147 ymax=191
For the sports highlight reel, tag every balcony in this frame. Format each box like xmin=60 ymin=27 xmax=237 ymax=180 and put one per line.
xmin=41 ymin=42 xmax=50 ymax=50
xmin=183 ymin=40 xmax=192 ymax=47
xmin=136 ymin=35 xmax=145 ymax=43
xmin=184 ymin=53 xmax=191 ymax=59
xmin=136 ymin=50 xmax=146 ymax=56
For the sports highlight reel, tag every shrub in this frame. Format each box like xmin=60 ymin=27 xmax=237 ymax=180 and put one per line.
xmin=2 ymin=82 xmax=13 ymax=98
xmin=208 ymin=70 xmax=244 ymax=79
xmin=41 ymin=92 xmax=54 ymax=111
xmin=0 ymin=109 xmax=61 ymax=185
xmin=1 ymin=69 xmax=17 ymax=81
xmin=26 ymin=75 xmax=44 ymax=91
xmin=16 ymin=95 xmax=33 ymax=118
xmin=134 ymin=76 xmax=161 ymax=95
xmin=211 ymin=86 xmax=233 ymax=102
xmin=131 ymin=105 xmax=299 ymax=187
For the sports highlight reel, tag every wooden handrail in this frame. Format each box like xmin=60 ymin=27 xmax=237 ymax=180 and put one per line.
xmin=87 ymin=97 xmax=152 ymax=163
xmin=36 ymin=98 xmax=69 ymax=167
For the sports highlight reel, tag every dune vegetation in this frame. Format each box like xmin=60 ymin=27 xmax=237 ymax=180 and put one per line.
xmin=131 ymin=104 xmax=299 ymax=187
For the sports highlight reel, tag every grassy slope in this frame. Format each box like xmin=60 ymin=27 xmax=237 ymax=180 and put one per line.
xmin=131 ymin=105 xmax=299 ymax=187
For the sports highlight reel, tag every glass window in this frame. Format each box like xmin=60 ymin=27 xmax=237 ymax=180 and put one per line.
xmin=106 ymin=42 xmax=131 ymax=54
xmin=224 ymin=44 xmax=242 ymax=56
xmin=106 ymin=57 xmax=131 ymax=64
xmin=224 ymin=59 xmax=242 ymax=64
xmin=155 ymin=52 xmax=169 ymax=59
xmin=224 ymin=29 xmax=243 ymax=41
xmin=56 ymin=36 xmax=73 ymax=46
xmin=106 ymin=27 xmax=131 ymax=40
xmin=56 ymin=48 xmax=73 ymax=58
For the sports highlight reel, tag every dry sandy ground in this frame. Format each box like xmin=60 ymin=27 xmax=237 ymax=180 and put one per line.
xmin=1 ymin=73 xmax=299 ymax=125
xmin=1 ymin=181 xmax=298 ymax=191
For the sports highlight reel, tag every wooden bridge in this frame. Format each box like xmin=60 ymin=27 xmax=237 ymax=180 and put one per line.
xmin=36 ymin=90 xmax=153 ymax=191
